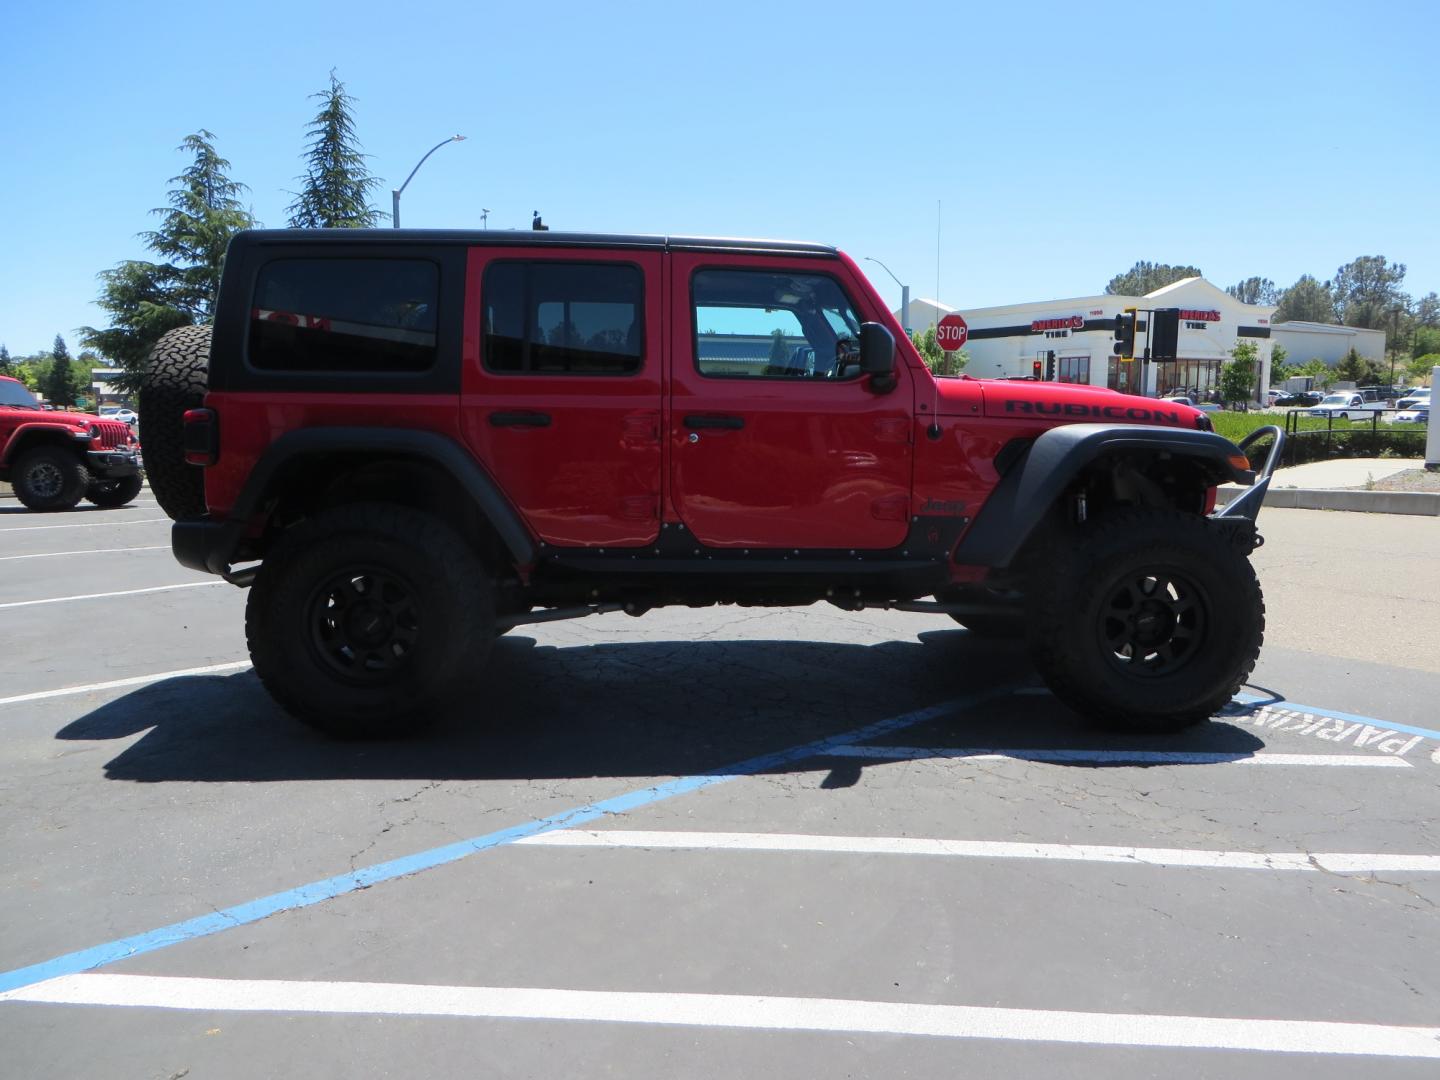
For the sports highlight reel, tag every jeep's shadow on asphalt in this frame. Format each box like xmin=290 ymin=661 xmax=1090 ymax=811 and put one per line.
xmin=57 ymin=630 xmax=1263 ymax=784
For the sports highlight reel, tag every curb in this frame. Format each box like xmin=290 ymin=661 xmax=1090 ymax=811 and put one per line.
xmin=1216 ymin=485 xmax=1440 ymax=517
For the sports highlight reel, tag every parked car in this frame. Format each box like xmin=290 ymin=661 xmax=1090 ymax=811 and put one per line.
xmin=1393 ymin=404 xmax=1429 ymax=424
xmin=1308 ymin=392 xmax=1379 ymax=421
xmin=99 ymin=406 xmax=139 ymax=426
xmin=1358 ymin=385 xmax=1403 ymax=404
xmin=141 ymin=227 xmax=1276 ymax=739
xmin=1396 ymin=388 xmax=1431 ymax=411
xmin=0 ymin=375 xmax=143 ymax=510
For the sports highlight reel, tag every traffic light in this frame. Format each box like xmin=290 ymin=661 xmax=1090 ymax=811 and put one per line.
xmin=1031 ymin=359 xmax=1043 ymax=379
xmin=1150 ymin=308 xmax=1180 ymax=361
xmin=1113 ymin=309 xmax=1137 ymax=359
xmin=1045 ymin=350 xmax=1057 ymax=380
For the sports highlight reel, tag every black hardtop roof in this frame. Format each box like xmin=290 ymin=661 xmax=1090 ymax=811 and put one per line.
xmin=233 ymin=229 xmax=839 ymax=258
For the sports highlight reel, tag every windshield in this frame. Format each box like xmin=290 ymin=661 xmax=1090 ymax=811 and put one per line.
xmin=0 ymin=380 xmax=41 ymax=409
xmin=1320 ymin=395 xmax=1350 ymax=405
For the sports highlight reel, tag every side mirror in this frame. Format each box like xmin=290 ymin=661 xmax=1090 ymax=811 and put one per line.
xmin=859 ymin=322 xmax=896 ymax=393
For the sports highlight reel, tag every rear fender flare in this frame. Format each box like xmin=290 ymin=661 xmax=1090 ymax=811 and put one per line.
xmin=228 ymin=427 xmax=536 ymax=566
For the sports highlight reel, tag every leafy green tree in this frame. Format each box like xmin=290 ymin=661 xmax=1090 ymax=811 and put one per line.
xmin=1220 ymin=340 xmax=1259 ymax=405
xmin=1411 ymin=326 xmax=1440 ymax=359
xmin=1104 ymin=261 xmax=1203 ymax=296
xmin=80 ymin=131 xmax=256 ymax=388
xmin=1407 ymin=354 xmax=1439 ymax=383
xmin=1298 ymin=357 xmax=1333 ymax=390
xmin=1226 ymin=277 xmax=1278 ymax=306
xmin=0 ymin=344 xmax=12 ymax=376
xmin=287 ymin=71 xmax=383 ymax=229
xmin=1331 ymin=256 xmax=1407 ymax=329
xmin=1274 ymin=275 xmax=1335 ymax=324
xmin=1414 ymin=292 xmax=1439 ymax=328
xmin=1333 ymin=347 xmax=1383 ymax=386
xmin=1268 ymin=343 xmax=1290 ymax=384
xmin=42 ymin=335 xmax=81 ymax=408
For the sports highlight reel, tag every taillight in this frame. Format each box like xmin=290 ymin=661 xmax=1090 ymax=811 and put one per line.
xmin=182 ymin=408 xmax=218 ymax=466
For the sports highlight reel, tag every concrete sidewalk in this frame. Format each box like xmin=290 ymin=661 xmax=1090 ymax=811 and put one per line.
xmin=1218 ymin=457 xmax=1440 ymax=516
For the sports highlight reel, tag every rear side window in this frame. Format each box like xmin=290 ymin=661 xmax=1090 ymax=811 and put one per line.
xmin=249 ymin=258 xmax=440 ymax=372
xmin=483 ymin=261 xmax=643 ymax=375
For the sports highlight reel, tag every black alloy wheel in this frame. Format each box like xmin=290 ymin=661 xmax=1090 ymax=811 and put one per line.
xmin=1096 ymin=568 xmax=1208 ymax=678
xmin=306 ymin=567 xmax=422 ymax=683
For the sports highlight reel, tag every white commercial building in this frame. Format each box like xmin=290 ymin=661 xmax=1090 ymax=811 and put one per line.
xmin=899 ymin=278 xmax=1278 ymax=401
xmin=1270 ymin=321 xmax=1385 ymax=368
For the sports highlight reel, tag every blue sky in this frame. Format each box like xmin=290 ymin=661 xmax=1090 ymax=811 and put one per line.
xmin=2 ymin=0 xmax=1437 ymax=356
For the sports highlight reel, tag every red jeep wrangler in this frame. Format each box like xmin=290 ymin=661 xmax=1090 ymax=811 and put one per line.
xmin=142 ymin=230 xmax=1281 ymax=737
xmin=0 ymin=375 xmax=142 ymax=510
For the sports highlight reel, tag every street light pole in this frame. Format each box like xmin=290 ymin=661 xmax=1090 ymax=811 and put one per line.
xmin=864 ymin=257 xmax=910 ymax=335
xmin=391 ymin=134 xmax=466 ymax=228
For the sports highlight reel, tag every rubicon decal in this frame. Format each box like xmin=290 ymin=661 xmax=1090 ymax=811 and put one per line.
xmin=1004 ymin=401 xmax=1185 ymax=425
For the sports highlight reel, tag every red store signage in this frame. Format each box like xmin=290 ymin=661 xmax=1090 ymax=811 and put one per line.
xmin=1178 ymin=309 xmax=1221 ymax=322
xmin=1031 ymin=315 xmax=1085 ymax=332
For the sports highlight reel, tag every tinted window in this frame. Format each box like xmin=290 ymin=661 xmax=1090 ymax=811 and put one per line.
xmin=692 ymin=269 xmax=862 ymax=380
xmin=483 ymin=262 xmax=643 ymax=375
xmin=0 ymin=379 xmax=40 ymax=409
xmin=250 ymin=259 xmax=439 ymax=372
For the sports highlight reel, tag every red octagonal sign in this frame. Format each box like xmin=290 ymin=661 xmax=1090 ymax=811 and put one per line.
xmin=936 ymin=313 xmax=969 ymax=351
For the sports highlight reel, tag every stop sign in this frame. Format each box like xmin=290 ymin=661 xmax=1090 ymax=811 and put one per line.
xmin=936 ymin=313 xmax=969 ymax=351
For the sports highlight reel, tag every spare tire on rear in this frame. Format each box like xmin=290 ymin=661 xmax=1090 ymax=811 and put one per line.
xmin=138 ymin=324 xmax=211 ymax=521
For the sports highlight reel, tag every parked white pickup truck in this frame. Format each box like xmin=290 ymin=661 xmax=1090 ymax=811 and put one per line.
xmin=1307 ymin=392 xmax=1383 ymax=421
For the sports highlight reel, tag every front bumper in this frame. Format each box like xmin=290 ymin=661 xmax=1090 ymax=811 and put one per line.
xmin=87 ymin=447 xmax=142 ymax=478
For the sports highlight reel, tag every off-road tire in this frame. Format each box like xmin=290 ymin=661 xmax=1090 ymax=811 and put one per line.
xmin=12 ymin=445 xmax=89 ymax=511
xmin=1025 ymin=508 xmax=1264 ymax=733
xmin=246 ymin=503 xmax=496 ymax=738
xmin=138 ymin=324 xmax=211 ymax=521
xmin=85 ymin=474 xmax=144 ymax=508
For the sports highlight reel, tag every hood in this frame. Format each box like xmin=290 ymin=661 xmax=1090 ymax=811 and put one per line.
xmin=940 ymin=377 xmax=1203 ymax=429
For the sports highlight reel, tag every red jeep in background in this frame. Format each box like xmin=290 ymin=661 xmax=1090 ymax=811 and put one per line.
xmin=0 ymin=375 xmax=142 ymax=510
xmin=140 ymin=230 xmax=1282 ymax=738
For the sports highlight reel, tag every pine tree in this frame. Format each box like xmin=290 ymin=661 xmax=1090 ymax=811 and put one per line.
xmin=0 ymin=344 xmax=12 ymax=376
xmin=287 ymin=71 xmax=383 ymax=229
xmin=80 ymin=131 xmax=255 ymax=388
xmin=43 ymin=334 xmax=81 ymax=408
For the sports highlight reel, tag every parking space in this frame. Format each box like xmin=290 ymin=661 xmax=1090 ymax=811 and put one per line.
xmin=1 ymin=500 xmax=1438 ymax=1077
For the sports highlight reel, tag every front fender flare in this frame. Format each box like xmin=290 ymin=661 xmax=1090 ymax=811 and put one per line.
xmin=953 ymin=423 xmax=1252 ymax=568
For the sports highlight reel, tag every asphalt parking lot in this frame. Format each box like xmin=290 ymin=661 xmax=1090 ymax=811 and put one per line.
xmin=1 ymin=492 xmax=1437 ymax=1078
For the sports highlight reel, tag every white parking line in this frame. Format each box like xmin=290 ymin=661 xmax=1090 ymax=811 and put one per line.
xmin=0 ymin=517 xmax=169 ymax=533
xmin=0 ymin=661 xmax=252 ymax=708
xmin=827 ymin=746 xmax=1413 ymax=767
xmin=0 ymin=581 xmax=224 ymax=611
xmin=0 ymin=545 xmax=169 ymax=562
xmin=5 ymin=974 xmax=1436 ymax=1058
xmin=516 ymin=830 xmax=1440 ymax=874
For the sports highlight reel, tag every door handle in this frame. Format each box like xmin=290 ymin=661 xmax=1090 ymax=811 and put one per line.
xmin=684 ymin=414 xmax=744 ymax=430
xmin=489 ymin=411 xmax=551 ymax=428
